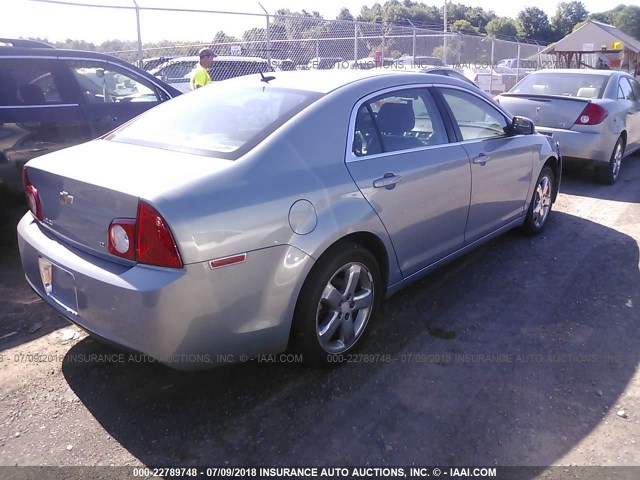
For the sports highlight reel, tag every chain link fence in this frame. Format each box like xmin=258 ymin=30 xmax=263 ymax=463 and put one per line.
xmin=34 ymin=2 xmax=553 ymax=92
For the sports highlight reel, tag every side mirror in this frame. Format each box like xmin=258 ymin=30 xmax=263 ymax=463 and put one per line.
xmin=511 ymin=116 xmax=535 ymax=135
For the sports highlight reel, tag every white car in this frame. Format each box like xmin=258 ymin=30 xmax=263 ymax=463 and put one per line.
xmin=462 ymin=67 xmax=506 ymax=94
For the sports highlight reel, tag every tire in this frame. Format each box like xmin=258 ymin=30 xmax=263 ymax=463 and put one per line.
xmin=521 ymin=165 xmax=555 ymax=236
xmin=596 ymin=137 xmax=624 ymax=185
xmin=291 ymin=242 xmax=382 ymax=366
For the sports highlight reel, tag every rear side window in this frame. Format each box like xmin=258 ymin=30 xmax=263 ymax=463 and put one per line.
xmin=0 ymin=58 xmax=65 ymax=106
xmin=109 ymin=85 xmax=321 ymax=159
xmin=618 ymin=78 xmax=635 ymax=100
xmin=353 ymin=88 xmax=447 ymax=157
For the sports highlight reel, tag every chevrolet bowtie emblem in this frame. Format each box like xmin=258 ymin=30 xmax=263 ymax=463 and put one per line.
xmin=59 ymin=191 xmax=74 ymax=205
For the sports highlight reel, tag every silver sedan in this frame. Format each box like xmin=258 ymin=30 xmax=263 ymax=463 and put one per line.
xmin=18 ymin=70 xmax=561 ymax=369
xmin=497 ymin=69 xmax=640 ymax=184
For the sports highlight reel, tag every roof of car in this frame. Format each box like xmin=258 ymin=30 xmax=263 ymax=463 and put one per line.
xmin=532 ymin=69 xmax=621 ymax=76
xmin=223 ymin=68 xmax=473 ymax=94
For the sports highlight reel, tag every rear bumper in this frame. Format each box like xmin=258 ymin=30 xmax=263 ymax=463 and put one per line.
xmin=536 ymin=127 xmax=614 ymax=164
xmin=18 ymin=213 xmax=314 ymax=370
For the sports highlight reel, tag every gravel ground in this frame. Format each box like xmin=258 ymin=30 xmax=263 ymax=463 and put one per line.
xmin=0 ymin=156 xmax=639 ymax=478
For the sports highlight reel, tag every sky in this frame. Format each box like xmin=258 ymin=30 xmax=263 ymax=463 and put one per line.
xmin=4 ymin=0 xmax=622 ymax=44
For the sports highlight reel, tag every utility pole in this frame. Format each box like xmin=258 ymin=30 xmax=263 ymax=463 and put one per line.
xmin=443 ymin=0 xmax=448 ymax=65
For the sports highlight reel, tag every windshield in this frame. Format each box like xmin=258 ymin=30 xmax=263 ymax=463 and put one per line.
xmin=108 ymin=84 xmax=321 ymax=159
xmin=511 ymin=72 xmax=609 ymax=98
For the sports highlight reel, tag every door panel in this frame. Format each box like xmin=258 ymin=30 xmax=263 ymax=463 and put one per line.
xmin=437 ymin=87 xmax=534 ymax=243
xmin=623 ymin=78 xmax=640 ymax=149
xmin=0 ymin=58 xmax=90 ymax=191
xmin=347 ymin=87 xmax=471 ymax=277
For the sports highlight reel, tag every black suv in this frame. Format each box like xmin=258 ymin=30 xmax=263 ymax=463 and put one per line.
xmin=0 ymin=39 xmax=181 ymax=221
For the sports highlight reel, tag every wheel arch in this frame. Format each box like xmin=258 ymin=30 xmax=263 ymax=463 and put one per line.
xmin=543 ymin=155 xmax=561 ymax=202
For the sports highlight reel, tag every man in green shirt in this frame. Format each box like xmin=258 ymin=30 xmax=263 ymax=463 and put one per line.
xmin=190 ymin=47 xmax=216 ymax=90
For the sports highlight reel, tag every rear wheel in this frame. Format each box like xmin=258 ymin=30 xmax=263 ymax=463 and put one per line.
xmin=521 ymin=166 xmax=555 ymax=235
xmin=596 ymin=137 xmax=624 ymax=185
xmin=291 ymin=242 xmax=382 ymax=366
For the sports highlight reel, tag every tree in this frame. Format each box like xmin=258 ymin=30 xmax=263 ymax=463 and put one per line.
xmin=612 ymin=5 xmax=640 ymax=41
xmin=485 ymin=18 xmax=519 ymax=39
xmin=336 ymin=8 xmax=355 ymax=21
xmin=551 ymin=1 xmax=588 ymax=40
xmin=451 ymin=20 xmax=478 ymax=34
xmin=517 ymin=7 xmax=553 ymax=42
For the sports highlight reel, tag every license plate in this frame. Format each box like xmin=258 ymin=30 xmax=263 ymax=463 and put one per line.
xmin=38 ymin=257 xmax=79 ymax=316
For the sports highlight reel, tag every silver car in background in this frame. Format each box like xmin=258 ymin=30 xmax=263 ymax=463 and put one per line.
xmin=497 ymin=69 xmax=640 ymax=184
xmin=18 ymin=70 xmax=561 ymax=370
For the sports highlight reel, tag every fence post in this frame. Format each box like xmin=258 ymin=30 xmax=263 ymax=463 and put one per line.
xmin=132 ymin=0 xmax=143 ymax=67
xmin=354 ymin=21 xmax=358 ymax=61
xmin=258 ymin=3 xmax=271 ymax=66
xmin=490 ymin=37 xmax=495 ymax=92
xmin=516 ymin=40 xmax=521 ymax=77
xmin=406 ymin=19 xmax=417 ymax=65
xmin=457 ymin=32 xmax=462 ymax=65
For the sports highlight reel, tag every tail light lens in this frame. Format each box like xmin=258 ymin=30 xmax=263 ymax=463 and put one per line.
xmin=574 ymin=103 xmax=608 ymax=125
xmin=22 ymin=168 xmax=43 ymax=221
xmin=136 ymin=202 xmax=183 ymax=269
xmin=107 ymin=202 xmax=183 ymax=269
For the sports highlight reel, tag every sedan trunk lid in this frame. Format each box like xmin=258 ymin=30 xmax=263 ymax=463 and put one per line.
xmin=24 ymin=140 xmax=233 ymax=260
xmin=498 ymin=93 xmax=591 ymax=130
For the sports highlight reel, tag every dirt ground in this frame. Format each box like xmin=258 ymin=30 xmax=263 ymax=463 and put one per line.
xmin=0 ymin=156 xmax=639 ymax=478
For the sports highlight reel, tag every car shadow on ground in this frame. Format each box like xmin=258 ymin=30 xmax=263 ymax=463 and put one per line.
xmin=0 ymin=206 xmax=69 ymax=349
xmin=559 ymin=153 xmax=640 ymax=203
xmin=61 ymin=210 xmax=640 ymax=469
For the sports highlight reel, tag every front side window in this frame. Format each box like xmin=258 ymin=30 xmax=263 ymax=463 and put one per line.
xmin=109 ymin=85 xmax=320 ymax=159
xmin=439 ymin=88 xmax=508 ymax=141
xmin=64 ymin=59 xmax=160 ymax=104
xmin=0 ymin=58 xmax=64 ymax=106
xmin=353 ymin=88 xmax=447 ymax=157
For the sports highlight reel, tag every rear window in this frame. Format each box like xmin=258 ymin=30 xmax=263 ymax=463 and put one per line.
xmin=511 ymin=72 xmax=609 ymax=98
xmin=108 ymin=84 xmax=321 ymax=159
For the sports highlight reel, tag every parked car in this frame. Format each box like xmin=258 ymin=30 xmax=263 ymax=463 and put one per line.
xmin=151 ymin=55 xmax=273 ymax=93
xmin=419 ymin=66 xmax=479 ymax=88
xmin=306 ymin=57 xmax=344 ymax=70
xmin=462 ymin=67 xmax=506 ymax=94
xmin=496 ymin=69 xmax=640 ymax=184
xmin=0 ymin=40 xmax=180 ymax=220
xmin=494 ymin=65 xmax=529 ymax=92
xmin=141 ymin=55 xmax=177 ymax=71
xmin=18 ymin=70 xmax=561 ymax=370
xmin=397 ymin=55 xmax=445 ymax=68
xmin=496 ymin=58 xmax=540 ymax=71
xmin=333 ymin=57 xmax=397 ymax=70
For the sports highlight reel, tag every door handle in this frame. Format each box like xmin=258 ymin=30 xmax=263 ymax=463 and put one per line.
xmin=373 ymin=173 xmax=402 ymax=189
xmin=472 ymin=153 xmax=490 ymax=165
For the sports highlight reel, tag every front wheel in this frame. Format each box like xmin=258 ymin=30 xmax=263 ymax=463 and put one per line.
xmin=291 ymin=242 xmax=382 ymax=366
xmin=521 ymin=166 xmax=555 ymax=235
xmin=596 ymin=137 xmax=624 ymax=185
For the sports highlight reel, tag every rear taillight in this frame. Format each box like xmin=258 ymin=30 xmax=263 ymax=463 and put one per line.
xmin=136 ymin=202 xmax=183 ymax=269
xmin=108 ymin=219 xmax=136 ymax=260
xmin=574 ymin=103 xmax=608 ymax=125
xmin=22 ymin=168 xmax=42 ymax=221
xmin=107 ymin=202 xmax=183 ymax=269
